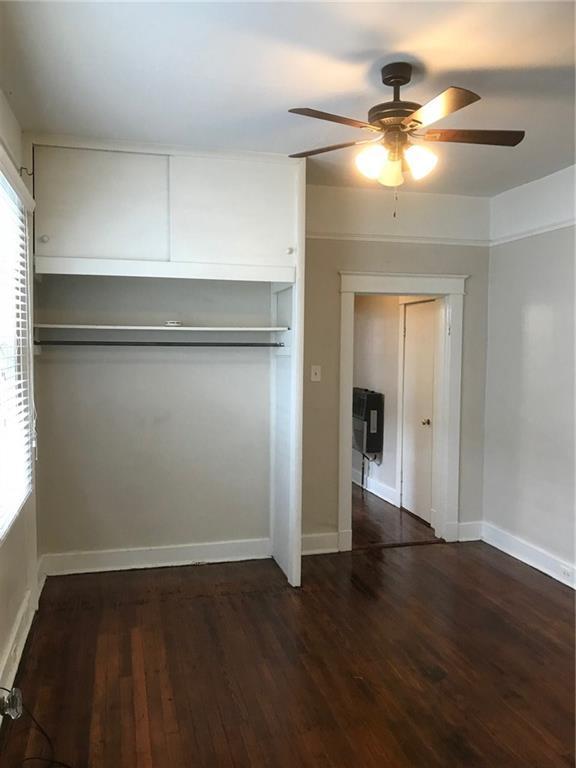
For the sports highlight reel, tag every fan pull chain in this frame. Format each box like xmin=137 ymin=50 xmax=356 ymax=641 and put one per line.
xmin=393 ymin=189 xmax=399 ymax=219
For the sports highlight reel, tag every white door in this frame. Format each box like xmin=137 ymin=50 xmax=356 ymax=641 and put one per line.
xmin=271 ymin=286 xmax=303 ymax=586
xmin=401 ymin=301 xmax=436 ymax=522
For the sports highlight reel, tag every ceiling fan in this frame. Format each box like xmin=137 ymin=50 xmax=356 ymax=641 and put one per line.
xmin=288 ymin=62 xmax=525 ymax=187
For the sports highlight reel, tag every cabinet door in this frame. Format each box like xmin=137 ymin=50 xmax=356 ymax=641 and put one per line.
xmin=169 ymin=155 xmax=298 ymax=267
xmin=34 ymin=146 xmax=169 ymax=261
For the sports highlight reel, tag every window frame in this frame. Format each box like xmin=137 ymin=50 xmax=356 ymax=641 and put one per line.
xmin=0 ymin=143 xmax=35 ymax=543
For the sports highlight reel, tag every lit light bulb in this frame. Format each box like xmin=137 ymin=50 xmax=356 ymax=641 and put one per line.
xmin=355 ymin=144 xmax=388 ymax=179
xmin=405 ymin=144 xmax=438 ymax=181
xmin=378 ymin=158 xmax=404 ymax=187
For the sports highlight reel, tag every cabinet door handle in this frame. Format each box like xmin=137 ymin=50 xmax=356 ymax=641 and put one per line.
xmin=421 ymin=418 xmax=431 ymax=426
xmin=39 ymin=235 xmax=50 ymax=244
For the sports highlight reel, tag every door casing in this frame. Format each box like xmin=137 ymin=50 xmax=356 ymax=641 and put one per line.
xmin=338 ymin=273 xmax=466 ymax=549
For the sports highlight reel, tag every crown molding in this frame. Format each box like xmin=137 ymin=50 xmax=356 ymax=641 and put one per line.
xmin=490 ymin=219 xmax=574 ymax=247
xmin=307 ymin=231 xmax=489 ymax=247
xmin=307 ymin=219 xmax=575 ymax=248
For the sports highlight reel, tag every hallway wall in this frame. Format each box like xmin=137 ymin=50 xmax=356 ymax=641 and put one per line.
xmin=352 ymin=295 xmax=399 ymax=502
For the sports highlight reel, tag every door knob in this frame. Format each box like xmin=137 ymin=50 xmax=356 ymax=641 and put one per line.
xmin=421 ymin=418 xmax=431 ymax=426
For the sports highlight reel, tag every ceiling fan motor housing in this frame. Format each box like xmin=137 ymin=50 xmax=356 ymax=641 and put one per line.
xmin=369 ymin=62 xmax=421 ymax=130
xmin=368 ymin=100 xmax=421 ymax=129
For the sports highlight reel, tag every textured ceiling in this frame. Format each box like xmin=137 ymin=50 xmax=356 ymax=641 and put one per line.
xmin=1 ymin=2 xmax=574 ymax=195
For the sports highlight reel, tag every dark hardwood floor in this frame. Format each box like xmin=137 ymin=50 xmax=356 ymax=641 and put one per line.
xmin=352 ymin=482 xmax=443 ymax=549
xmin=1 ymin=543 xmax=573 ymax=767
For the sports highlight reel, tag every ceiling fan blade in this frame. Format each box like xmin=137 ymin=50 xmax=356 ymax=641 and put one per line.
xmin=402 ymin=87 xmax=480 ymax=130
xmin=289 ymin=108 xmax=378 ymax=132
xmin=422 ymin=128 xmax=525 ymax=146
xmin=289 ymin=139 xmax=375 ymax=158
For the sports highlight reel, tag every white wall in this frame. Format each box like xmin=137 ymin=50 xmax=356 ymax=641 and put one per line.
xmin=35 ymin=277 xmax=273 ymax=558
xmin=352 ymin=295 xmax=399 ymax=501
xmin=0 ymin=87 xmax=38 ymax=689
xmin=484 ymin=224 xmax=575 ymax=565
xmin=482 ymin=167 xmax=575 ymax=583
xmin=0 ymin=90 xmax=22 ymax=167
xmin=490 ymin=166 xmax=575 ymax=245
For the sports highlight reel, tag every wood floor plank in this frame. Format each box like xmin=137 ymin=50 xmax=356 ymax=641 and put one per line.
xmin=0 ymin=543 xmax=573 ymax=767
xmin=352 ymin=483 xmax=443 ymax=549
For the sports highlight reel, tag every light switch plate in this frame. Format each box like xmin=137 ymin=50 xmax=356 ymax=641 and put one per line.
xmin=311 ymin=365 xmax=321 ymax=382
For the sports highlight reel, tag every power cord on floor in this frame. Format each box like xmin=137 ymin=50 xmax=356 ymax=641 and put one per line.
xmin=0 ymin=687 xmax=74 ymax=768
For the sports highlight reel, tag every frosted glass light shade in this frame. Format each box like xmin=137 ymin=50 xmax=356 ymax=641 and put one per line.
xmin=378 ymin=158 xmax=404 ymax=187
xmin=405 ymin=144 xmax=438 ymax=180
xmin=355 ymin=145 xmax=388 ymax=179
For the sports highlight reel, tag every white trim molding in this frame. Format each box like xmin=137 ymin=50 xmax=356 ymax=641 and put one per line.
xmin=458 ymin=521 xmax=575 ymax=588
xmin=490 ymin=220 xmax=574 ymax=247
xmin=340 ymin=272 xmax=467 ymax=296
xmin=0 ymin=586 xmax=37 ymax=691
xmin=308 ymin=231 xmax=488 ymax=247
xmin=352 ymin=470 xmax=400 ymax=508
xmin=302 ymin=532 xmax=339 ymax=556
xmin=338 ymin=272 xmax=467 ymax=550
xmin=482 ymin=523 xmax=575 ymax=589
xmin=34 ymin=256 xmax=296 ymax=284
xmin=39 ymin=537 xmax=272 ymax=577
xmin=457 ymin=521 xmax=484 ymax=542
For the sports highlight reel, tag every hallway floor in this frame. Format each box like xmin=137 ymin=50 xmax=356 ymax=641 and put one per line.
xmin=352 ymin=482 xmax=443 ymax=549
xmin=0 ymin=544 xmax=573 ymax=767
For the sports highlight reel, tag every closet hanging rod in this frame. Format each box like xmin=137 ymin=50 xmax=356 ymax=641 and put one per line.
xmin=34 ymin=340 xmax=285 ymax=348
xmin=34 ymin=323 xmax=290 ymax=332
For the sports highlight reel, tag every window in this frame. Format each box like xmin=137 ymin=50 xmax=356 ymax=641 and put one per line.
xmin=0 ymin=170 xmax=32 ymax=539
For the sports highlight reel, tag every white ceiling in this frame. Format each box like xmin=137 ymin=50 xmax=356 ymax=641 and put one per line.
xmin=1 ymin=2 xmax=574 ymax=196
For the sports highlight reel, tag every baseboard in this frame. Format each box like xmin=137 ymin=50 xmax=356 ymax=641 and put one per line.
xmin=481 ymin=522 xmax=574 ymax=589
xmin=457 ymin=521 xmax=483 ymax=542
xmin=338 ymin=529 xmax=352 ymax=551
xmin=0 ymin=587 xmax=36 ymax=691
xmin=458 ymin=520 xmax=574 ymax=588
xmin=352 ymin=470 xmax=399 ymax=507
xmin=302 ymin=532 xmax=339 ymax=556
xmin=39 ymin=537 xmax=272 ymax=577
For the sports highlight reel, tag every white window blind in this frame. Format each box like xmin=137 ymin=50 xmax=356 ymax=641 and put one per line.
xmin=0 ymin=170 xmax=32 ymax=539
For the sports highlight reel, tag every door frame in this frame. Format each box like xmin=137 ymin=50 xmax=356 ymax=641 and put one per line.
xmin=338 ymin=272 xmax=467 ymax=549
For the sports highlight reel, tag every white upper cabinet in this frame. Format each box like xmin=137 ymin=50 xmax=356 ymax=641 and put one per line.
xmin=33 ymin=144 xmax=302 ymax=282
xmin=169 ymin=155 xmax=299 ymax=267
xmin=34 ymin=146 xmax=170 ymax=261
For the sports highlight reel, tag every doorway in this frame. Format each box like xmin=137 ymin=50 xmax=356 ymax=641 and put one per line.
xmin=351 ymin=295 xmax=442 ymax=549
xmin=339 ymin=272 xmax=466 ymax=551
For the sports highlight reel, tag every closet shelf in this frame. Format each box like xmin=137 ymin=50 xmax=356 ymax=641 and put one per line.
xmin=34 ymin=323 xmax=290 ymax=332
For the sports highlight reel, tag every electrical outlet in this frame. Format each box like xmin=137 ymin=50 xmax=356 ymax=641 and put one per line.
xmin=311 ymin=365 xmax=321 ymax=382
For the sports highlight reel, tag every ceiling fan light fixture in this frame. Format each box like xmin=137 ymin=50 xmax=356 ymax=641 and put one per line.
xmin=404 ymin=144 xmax=438 ymax=181
xmin=378 ymin=157 xmax=404 ymax=187
xmin=355 ymin=144 xmax=388 ymax=179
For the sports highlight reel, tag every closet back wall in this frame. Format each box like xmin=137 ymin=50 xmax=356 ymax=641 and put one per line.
xmin=35 ymin=276 xmax=272 ymax=556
